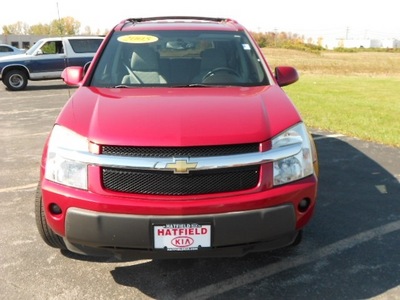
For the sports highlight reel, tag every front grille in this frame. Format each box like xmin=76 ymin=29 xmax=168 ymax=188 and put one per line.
xmin=102 ymin=166 xmax=260 ymax=195
xmin=102 ymin=144 xmax=259 ymax=157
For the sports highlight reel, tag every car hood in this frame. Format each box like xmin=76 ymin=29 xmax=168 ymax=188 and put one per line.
xmin=57 ymin=86 xmax=301 ymax=147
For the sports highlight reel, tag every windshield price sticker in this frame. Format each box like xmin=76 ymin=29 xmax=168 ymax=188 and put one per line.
xmin=117 ymin=35 xmax=159 ymax=44
xmin=154 ymin=224 xmax=211 ymax=251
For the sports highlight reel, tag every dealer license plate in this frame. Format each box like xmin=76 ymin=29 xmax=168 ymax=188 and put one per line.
xmin=153 ymin=223 xmax=211 ymax=251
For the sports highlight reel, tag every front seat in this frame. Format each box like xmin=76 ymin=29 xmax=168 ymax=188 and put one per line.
xmin=122 ymin=47 xmax=166 ymax=84
xmin=191 ymin=48 xmax=228 ymax=83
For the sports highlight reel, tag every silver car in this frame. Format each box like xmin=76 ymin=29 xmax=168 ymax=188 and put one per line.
xmin=0 ymin=44 xmax=26 ymax=57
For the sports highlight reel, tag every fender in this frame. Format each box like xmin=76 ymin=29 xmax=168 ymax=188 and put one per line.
xmin=0 ymin=63 xmax=30 ymax=80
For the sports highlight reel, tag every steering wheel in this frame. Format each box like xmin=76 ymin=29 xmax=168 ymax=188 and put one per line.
xmin=202 ymin=67 xmax=240 ymax=82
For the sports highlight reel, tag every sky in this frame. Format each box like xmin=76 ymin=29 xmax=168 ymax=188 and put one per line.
xmin=1 ymin=0 xmax=399 ymax=40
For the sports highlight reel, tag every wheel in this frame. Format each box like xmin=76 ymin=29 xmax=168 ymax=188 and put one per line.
xmin=202 ymin=67 xmax=241 ymax=82
xmin=35 ymin=182 xmax=66 ymax=249
xmin=3 ymin=69 xmax=28 ymax=91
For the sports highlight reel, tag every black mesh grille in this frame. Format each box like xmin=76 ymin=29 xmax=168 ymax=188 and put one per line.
xmin=102 ymin=144 xmax=259 ymax=157
xmin=102 ymin=166 xmax=260 ymax=195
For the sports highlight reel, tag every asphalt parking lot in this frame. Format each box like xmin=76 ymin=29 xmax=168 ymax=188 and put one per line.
xmin=1 ymin=80 xmax=399 ymax=300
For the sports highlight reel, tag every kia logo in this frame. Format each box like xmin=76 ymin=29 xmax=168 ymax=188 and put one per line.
xmin=171 ymin=236 xmax=194 ymax=247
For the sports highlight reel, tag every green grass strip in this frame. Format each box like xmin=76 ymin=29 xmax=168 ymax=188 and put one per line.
xmin=283 ymin=74 xmax=400 ymax=147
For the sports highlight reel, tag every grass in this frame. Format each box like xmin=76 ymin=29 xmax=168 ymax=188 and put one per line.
xmin=263 ymin=48 xmax=400 ymax=147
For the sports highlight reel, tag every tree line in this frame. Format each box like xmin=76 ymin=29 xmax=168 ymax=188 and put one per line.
xmin=2 ymin=17 xmax=323 ymax=52
xmin=1 ymin=17 xmax=106 ymax=36
xmin=251 ymin=31 xmax=324 ymax=52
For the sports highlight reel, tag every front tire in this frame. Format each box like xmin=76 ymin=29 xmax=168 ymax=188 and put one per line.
xmin=3 ymin=69 xmax=28 ymax=91
xmin=35 ymin=182 xmax=66 ymax=249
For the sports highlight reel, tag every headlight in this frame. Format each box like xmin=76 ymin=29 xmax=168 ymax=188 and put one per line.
xmin=44 ymin=125 xmax=89 ymax=189
xmin=272 ymin=123 xmax=314 ymax=185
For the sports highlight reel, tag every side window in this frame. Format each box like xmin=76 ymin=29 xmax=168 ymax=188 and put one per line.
xmin=0 ymin=46 xmax=11 ymax=53
xmin=40 ymin=41 xmax=63 ymax=54
xmin=69 ymin=39 xmax=103 ymax=53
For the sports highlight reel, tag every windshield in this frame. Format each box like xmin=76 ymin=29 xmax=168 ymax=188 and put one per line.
xmin=91 ymin=30 xmax=269 ymax=88
xmin=26 ymin=41 xmax=44 ymax=55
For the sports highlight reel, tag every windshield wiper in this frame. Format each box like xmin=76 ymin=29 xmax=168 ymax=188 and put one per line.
xmin=113 ymin=85 xmax=129 ymax=88
xmin=172 ymin=83 xmax=212 ymax=87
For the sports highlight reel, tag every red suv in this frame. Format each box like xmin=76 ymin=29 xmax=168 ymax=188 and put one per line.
xmin=36 ymin=17 xmax=318 ymax=259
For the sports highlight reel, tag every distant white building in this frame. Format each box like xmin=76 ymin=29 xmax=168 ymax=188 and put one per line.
xmin=310 ymin=37 xmax=400 ymax=50
xmin=0 ymin=34 xmax=47 ymax=49
xmin=380 ymin=38 xmax=400 ymax=48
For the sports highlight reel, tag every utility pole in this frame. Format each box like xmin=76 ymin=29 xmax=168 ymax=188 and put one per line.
xmin=57 ymin=2 xmax=63 ymax=35
xmin=57 ymin=2 xmax=61 ymax=21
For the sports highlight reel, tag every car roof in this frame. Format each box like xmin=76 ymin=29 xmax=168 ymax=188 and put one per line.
xmin=0 ymin=44 xmax=19 ymax=48
xmin=113 ymin=16 xmax=246 ymax=32
xmin=37 ymin=36 xmax=104 ymax=41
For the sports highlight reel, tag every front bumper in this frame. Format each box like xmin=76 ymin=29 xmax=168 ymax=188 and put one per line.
xmin=64 ymin=204 xmax=299 ymax=258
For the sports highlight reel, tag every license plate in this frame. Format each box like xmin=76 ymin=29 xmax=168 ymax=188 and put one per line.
xmin=153 ymin=223 xmax=211 ymax=251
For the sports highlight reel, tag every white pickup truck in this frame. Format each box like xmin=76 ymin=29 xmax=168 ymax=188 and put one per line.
xmin=0 ymin=36 xmax=104 ymax=91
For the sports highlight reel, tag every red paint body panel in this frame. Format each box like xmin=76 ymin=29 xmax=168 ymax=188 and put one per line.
xmin=57 ymin=86 xmax=301 ymax=146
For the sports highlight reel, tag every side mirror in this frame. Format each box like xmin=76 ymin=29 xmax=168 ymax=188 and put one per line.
xmin=61 ymin=66 xmax=84 ymax=86
xmin=36 ymin=49 xmax=43 ymax=55
xmin=275 ymin=66 xmax=299 ymax=87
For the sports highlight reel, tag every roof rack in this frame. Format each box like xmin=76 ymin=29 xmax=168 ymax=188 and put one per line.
xmin=127 ymin=16 xmax=234 ymax=23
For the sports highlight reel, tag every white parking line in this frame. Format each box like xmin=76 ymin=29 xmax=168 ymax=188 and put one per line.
xmin=0 ymin=93 xmax=70 ymax=101
xmin=180 ymin=220 xmax=400 ymax=300
xmin=312 ymin=133 xmax=345 ymax=140
xmin=0 ymin=183 xmax=37 ymax=193
xmin=0 ymin=107 xmax=61 ymax=115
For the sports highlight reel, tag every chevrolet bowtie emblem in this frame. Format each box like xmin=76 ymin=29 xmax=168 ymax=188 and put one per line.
xmin=165 ymin=159 xmax=198 ymax=174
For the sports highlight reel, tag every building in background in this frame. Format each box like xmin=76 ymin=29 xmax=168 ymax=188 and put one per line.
xmin=0 ymin=35 xmax=58 ymax=49
xmin=0 ymin=34 xmax=103 ymax=49
xmin=310 ymin=37 xmax=400 ymax=50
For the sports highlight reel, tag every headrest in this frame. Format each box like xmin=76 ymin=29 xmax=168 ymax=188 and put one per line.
xmin=131 ymin=47 xmax=159 ymax=71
